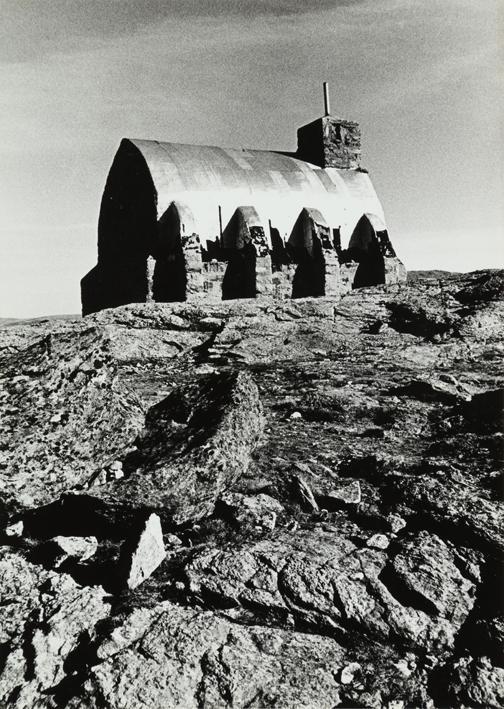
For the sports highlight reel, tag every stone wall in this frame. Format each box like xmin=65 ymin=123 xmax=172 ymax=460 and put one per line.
xmin=322 ymin=117 xmax=361 ymax=169
xmin=297 ymin=116 xmax=361 ymax=170
xmin=272 ymin=265 xmax=297 ymax=299
xmin=338 ymin=257 xmax=407 ymax=293
xmin=384 ymin=256 xmax=407 ymax=285
xmin=183 ymin=234 xmax=204 ymax=298
xmin=81 ymin=182 xmax=406 ymax=312
xmin=323 ymin=249 xmax=341 ymax=297
xmin=81 ymin=259 xmax=149 ymax=316
xmin=202 ymin=261 xmax=227 ymax=303
xmin=296 ymin=118 xmax=324 ymax=168
xmin=83 ymin=248 xmax=407 ymax=311
xmin=256 ymin=255 xmax=273 ymax=297
xmin=339 ymin=262 xmax=360 ymax=293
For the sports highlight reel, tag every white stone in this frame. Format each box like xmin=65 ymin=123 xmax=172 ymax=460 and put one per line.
xmin=394 ymin=658 xmax=413 ymax=677
xmin=340 ymin=662 xmax=361 ymax=684
xmin=165 ymin=533 xmax=183 ymax=547
xmin=367 ymin=533 xmax=390 ymax=550
xmin=108 ymin=460 xmax=124 ymax=480
xmin=51 ymin=536 xmax=98 ymax=564
xmin=4 ymin=520 xmax=23 ymax=537
xmin=121 ymin=513 xmax=166 ymax=590
xmin=326 ymin=480 xmax=361 ymax=505
xmin=387 ymin=514 xmax=406 ymax=534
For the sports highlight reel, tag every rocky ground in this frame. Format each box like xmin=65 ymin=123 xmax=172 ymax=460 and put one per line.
xmin=0 ymin=270 xmax=503 ymax=708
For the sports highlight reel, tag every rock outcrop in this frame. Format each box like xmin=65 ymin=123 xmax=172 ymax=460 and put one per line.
xmin=0 ymin=269 xmax=502 ymax=708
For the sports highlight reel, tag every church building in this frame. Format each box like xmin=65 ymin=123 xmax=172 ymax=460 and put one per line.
xmin=81 ymin=84 xmax=405 ymax=315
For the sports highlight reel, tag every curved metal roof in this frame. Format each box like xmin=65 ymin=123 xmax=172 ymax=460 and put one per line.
xmin=129 ymin=139 xmax=352 ymax=194
xmin=123 ymin=138 xmax=386 ymax=243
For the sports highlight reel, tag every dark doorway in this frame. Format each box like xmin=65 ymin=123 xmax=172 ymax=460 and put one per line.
xmin=270 ymin=225 xmax=290 ymax=272
xmin=153 ymin=251 xmax=186 ymax=302
xmin=222 ymin=243 xmax=256 ymax=299
xmin=291 ymin=236 xmax=325 ymax=298
xmin=153 ymin=204 xmax=188 ymax=302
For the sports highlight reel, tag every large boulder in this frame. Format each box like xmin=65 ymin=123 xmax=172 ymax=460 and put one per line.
xmin=85 ymin=371 xmax=265 ymax=526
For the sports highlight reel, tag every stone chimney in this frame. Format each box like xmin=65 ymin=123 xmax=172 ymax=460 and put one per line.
xmin=296 ymin=83 xmax=361 ymax=169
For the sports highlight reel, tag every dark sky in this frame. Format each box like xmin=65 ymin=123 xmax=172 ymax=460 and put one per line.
xmin=1 ymin=0 xmax=502 ymax=316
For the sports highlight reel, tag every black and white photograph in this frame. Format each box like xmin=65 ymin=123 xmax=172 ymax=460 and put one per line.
xmin=0 ymin=1 xmax=502 ymax=707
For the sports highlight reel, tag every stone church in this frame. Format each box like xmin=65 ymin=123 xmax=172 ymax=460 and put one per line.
xmin=81 ymin=85 xmax=405 ymax=315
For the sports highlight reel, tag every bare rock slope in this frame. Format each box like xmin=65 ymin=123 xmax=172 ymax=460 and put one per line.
xmin=0 ymin=270 xmax=503 ymax=708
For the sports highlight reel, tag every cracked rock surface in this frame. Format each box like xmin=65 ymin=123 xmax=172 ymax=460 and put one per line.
xmin=0 ymin=270 xmax=503 ymax=708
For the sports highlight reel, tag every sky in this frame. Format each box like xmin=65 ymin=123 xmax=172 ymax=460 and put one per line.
xmin=1 ymin=0 xmax=502 ymax=317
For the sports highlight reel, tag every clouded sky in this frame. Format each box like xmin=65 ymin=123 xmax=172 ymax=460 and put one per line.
xmin=1 ymin=0 xmax=502 ymax=317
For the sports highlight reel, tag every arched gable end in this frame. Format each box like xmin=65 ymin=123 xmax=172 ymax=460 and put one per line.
xmin=156 ymin=201 xmax=196 ymax=257
xmin=154 ymin=201 xmax=202 ymax=303
xmin=289 ymin=208 xmax=336 ymax=298
xmin=288 ymin=208 xmax=330 ymax=257
xmin=82 ymin=140 xmax=158 ymax=313
xmin=98 ymin=139 xmax=158 ymax=264
xmin=222 ymin=206 xmax=269 ymax=255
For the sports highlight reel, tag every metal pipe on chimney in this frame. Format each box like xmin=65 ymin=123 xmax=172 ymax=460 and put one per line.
xmin=218 ymin=205 xmax=223 ymax=241
xmin=323 ymin=82 xmax=330 ymax=116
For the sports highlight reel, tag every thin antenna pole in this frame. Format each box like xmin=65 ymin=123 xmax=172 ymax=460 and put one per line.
xmin=218 ymin=205 xmax=223 ymax=241
xmin=323 ymin=81 xmax=330 ymax=116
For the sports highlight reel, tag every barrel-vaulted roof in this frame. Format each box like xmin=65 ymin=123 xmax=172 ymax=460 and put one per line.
xmin=122 ymin=138 xmax=387 ymax=244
